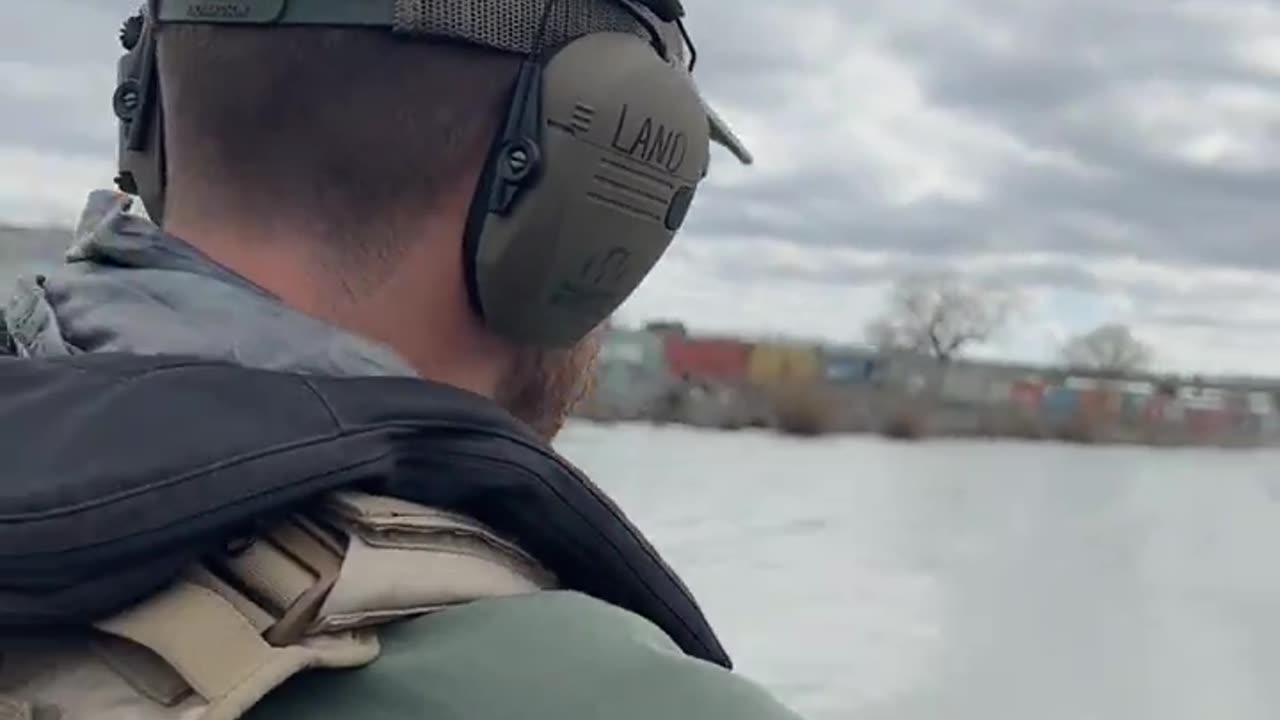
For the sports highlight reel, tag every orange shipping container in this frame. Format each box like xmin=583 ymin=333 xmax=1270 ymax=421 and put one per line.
xmin=663 ymin=337 xmax=750 ymax=382
xmin=1077 ymin=389 xmax=1108 ymax=419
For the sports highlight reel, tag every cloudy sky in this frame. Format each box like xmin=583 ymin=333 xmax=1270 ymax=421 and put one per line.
xmin=3 ymin=1 xmax=1280 ymax=375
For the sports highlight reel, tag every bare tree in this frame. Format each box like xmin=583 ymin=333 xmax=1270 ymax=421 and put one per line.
xmin=864 ymin=273 xmax=1015 ymax=363
xmin=1061 ymin=324 xmax=1153 ymax=375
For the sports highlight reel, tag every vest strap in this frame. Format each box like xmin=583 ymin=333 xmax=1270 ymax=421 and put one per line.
xmin=93 ymin=579 xmax=378 ymax=720
xmin=84 ymin=492 xmax=555 ymax=720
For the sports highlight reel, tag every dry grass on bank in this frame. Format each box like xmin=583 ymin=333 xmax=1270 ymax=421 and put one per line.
xmin=880 ymin=412 xmax=926 ymax=440
xmin=767 ymin=381 xmax=836 ymax=437
xmin=1054 ymin=411 xmax=1103 ymax=444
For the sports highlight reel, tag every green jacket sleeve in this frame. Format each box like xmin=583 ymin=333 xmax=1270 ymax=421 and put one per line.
xmin=248 ymin=590 xmax=804 ymax=720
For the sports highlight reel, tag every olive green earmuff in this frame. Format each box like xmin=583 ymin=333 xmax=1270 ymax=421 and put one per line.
xmin=113 ymin=2 xmax=165 ymax=225
xmin=113 ymin=0 xmax=724 ymax=349
xmin=463 ymin=26 xmax=710 ymax=347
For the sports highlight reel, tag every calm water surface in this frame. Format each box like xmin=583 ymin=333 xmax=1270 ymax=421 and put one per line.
xmin=556 ymin=422 xmax=1280 ymax=720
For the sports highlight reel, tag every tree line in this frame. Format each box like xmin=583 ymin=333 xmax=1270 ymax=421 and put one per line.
xmin=864 ymin=272 xmax=1155 ymax=375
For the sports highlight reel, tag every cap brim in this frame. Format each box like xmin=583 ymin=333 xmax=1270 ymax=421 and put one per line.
xmin=658 ymin=19 xmax=753 ymax=165
xmin=703 ymin=100 xmax=754 ymax=165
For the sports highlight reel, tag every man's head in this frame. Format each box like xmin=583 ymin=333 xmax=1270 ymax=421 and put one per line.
xmin=134 ymin=2 xmax=751 ymax=440
xmin=155 ymin=23 xmax=599 ymax=438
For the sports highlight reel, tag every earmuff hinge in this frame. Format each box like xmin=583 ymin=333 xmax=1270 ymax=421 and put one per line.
xmin=486 ymin=61 xmax=545 ymax=216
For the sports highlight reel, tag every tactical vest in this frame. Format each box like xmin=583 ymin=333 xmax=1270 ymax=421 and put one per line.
xmin=0 ymin=353 xmax=731 ymax=719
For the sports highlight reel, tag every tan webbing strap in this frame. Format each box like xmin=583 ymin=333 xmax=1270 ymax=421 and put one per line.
xmin=82 ymin=494 xmax=547 ymax=719
xmin=187 ymin=566 xmax=277 ymax=633
xmin=91 ymin=633 xmax=193 ymax=707
xmin=94 ymin=580 xmax=294 ymax=699
xmin=92 ymin=580 xmax=319 ymax=720
xmin=261 ymin=521 xmax=344 ymax=646
xmin=209 ymin=516 xmax=345 ymax=647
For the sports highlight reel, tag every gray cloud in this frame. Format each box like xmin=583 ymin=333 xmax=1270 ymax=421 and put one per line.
xmin=1141 ymin=310 xmax=1280 ymax=332
xmin=681 ymin=0 xmax=1280 ymax=275
xmin=1 ymin=3 xmax=128 ymax=64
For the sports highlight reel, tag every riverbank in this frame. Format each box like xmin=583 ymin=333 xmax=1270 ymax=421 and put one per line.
xmin=574 ymin=378 xmax=1279 ymax=449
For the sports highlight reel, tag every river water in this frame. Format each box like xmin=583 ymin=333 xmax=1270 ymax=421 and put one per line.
xmin=556 ymin=421 xmax=1280 ymax=720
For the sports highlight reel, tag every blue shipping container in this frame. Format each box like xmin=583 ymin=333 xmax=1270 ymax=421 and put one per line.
xmin=824 ymin=353 xmax=877 ymax=384
xmin=1041 ymin=387 xmax=1079 ymax=422
xmin=1120 ymin=393 xmax=1149 ymax=422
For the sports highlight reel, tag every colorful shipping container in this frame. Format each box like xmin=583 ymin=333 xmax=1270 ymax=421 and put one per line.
xmin=598 ymin=328 xmax=664 ymax=368
xmin=663 ymin=336 xmax=750 ymax=383
xmin=824 ymin=351 xmax=878 ymax=384
xmin=1145 ymin=395 xmax=1172 ymax=424
xmin=748 ymin=343 xmax=821 ymax=387
xmin=1010 ymin=380 xmax=1045 ymax=411
xmin=1186 ymin=408 xmax=1231 ymax=438
xmin=582 ymin=326 xmax=1280 ymax=444
xmin=1042 ymin=386 xmax=1079 ymax=423
xmin=1129 ymin=395 xmax=1154 ymax=422
xmin=590 ymin=329 xmax=670 ymax=418
xmin=1178 ymin=386 xmax=1226 ymax=411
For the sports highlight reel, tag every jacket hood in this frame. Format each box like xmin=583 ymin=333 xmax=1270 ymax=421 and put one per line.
xmin=0 ymin=192 xmax=734 ymax=669
xmin=3 ymin=190 xmax=416 ymax=377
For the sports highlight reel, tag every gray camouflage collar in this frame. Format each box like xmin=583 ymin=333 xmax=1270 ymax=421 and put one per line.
xmin=3 ymin=190 xmax=418 ymax=379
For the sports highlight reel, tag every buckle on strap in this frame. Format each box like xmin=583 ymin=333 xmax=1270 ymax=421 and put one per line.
xmin=86 ymin=517 xmax=366 ymax=718
xmin=89 ymin=493 xmax=557 ymax=717
xmin=92 ymin=578 xmax=377 ymax=719
xmin=210 ymin=516 xmax=345 ymax=647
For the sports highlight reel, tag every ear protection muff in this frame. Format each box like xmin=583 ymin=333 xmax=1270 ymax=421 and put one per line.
xmin=112 ymin=0 xmax=711 ymax=350
xmin=113 ymin=1 xmax=166 ymax=223
xmin=462 ymin=6 xmax=710 ymax=348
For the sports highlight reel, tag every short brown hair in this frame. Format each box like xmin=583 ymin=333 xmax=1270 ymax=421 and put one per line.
xmin=157 ymin=25 xmax=521 ymax=267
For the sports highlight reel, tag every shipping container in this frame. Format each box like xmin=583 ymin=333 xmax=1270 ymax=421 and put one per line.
xmin=1144 ymin=395 xmax=1170 ymax=424
xmin=1161 ymin=398 xmax=1187 ymax=423
xmin=1186 ymin=407 xmax=1230 ymax=438
xmin=1077 ymin=389 xmax=1109 ymax=420
xmin=748 ymin=342 xmax=821 ymax=387
xmin=1102 ymin=390 xmax=1125 ymax=418
xmin=986 ymin=380 xmax=1013 ymax=405
xmin=1010 ymin=380 xmax=1045 ymax=411
xmin=598 ymin=328 xmax=664 ymax=369
xmin=940 ymin=366 xmax=991 ymax=404
xmin=873 ymin=353 xmax=941 ymax=392
xmin=1218 ymin=392 xmax=1252 ymax=431
xmin=1177 ymin=386 xmax=1226 ymax=411
xmin=1041 ymin=386 xmax=1079 ymax=422
xmin=1064 ymin=376 xmax=1101 ymax=392
xmin=1052 ymin=376 xmax=1111 ymax=420
xmin=1232 ymin=412 xmax=1261 ymax=436
xmin=1120 ymin=392 xmax=1150 ymax=422
xmin=1248 ymin=391 xmax=1276 ymax=416
xmin=1111 ymin=380 xmax=1155 ymax=396
xmin=1262 ymin=413 xmax=1280 ymax=437
xmin=823 ymin=350 xmax=878 ymax=384
xmin=663 ymin=336 xmax=751 ymax=383
xmin=589 ymin=329 xmax=671 ymax=419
